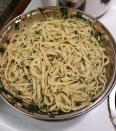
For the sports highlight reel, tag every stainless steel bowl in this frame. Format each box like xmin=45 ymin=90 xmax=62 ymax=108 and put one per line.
xmin=60 ymin=0 xmax=85 ymax=9
xmin=0 ymin=7 xmax=116 ymax=121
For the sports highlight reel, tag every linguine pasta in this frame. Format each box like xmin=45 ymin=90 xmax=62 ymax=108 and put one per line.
xmin=0 ymin=18 xmax=109 ymax=113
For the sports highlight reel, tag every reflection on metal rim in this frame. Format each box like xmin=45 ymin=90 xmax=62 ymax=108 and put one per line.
xmin=108 ymin=86 xmax=116 ymax=130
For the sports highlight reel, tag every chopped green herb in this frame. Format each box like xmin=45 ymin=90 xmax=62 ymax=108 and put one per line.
xmin=23 ymin=45 xmax=27 ymax=48
xmin=6 ymin=39 xmax=10 ymax=44
xmin=40 ymin=105 xmax=46 ymax=111
xmin=57 ymin=52 xmax=61 ymax=55
xmin=75 ymin=12 xmax=83 ymax=19
xmin=28 ymin=80 xmax=31 ymax=83
xmin=15 ymin=22 xmax=19 ymax=30
xmin=40 ymin=99 xmax=44 ymax=103
xmin=10 ymin=96 xmax=23 ymax=104
xmin=70 ymin=94 xmax=74 ymax=97
xmin=17 ymin=78 xmax=19 ymax=81
xmin=32 ymin=99 xmax=36 ymax=106
xmin=30 ymin=39 xmax=33 ymax=43
xmin=38 ymin=7 xmax=45 ymax=14
xmin=89 ymin=93 xmax=94 ymax=97
xmin=96 ymin=90 xmax=98 ymax=94
xmin=83 ymin=88 xmax=85 ymax=92
xmin=91 ymin=30 xmax=94 ymax=35
xmin=79 ymin=79 xmax=83 ymax=84
xmin=10 ymin=21 xmax=15 ymax=29
xmin=56 ymin=89 xmax=59 ymax=94
xmin=49 ymin=113 xmax=55 ymax=118
xmin=77 ymin=102 xmax=81 ymax=106
xmin=21 ymin=61 xmax=24 ymax=65
xmin=0 ymin=48 xmax=5 ymax=54
xmin=61 ymin=25 xmax=64 ymax=28
xmin=60 ymin=7 xmax=68 ymax=17
xmin=51 ymin=63 xmax=53 ymax=66
xmin=25 ymin=15 xmax=27 ymax=19
xmin=35 ymin=31 xmax=40 ymax=34
xmin=25 ymin=105 xmax=38 ymax=114
xmin=39 ymin=81 xmax=41 ymax=85
xmin=91 ymin=49 xmax=93 ymax=51
xmin=62 ymin=73 xmax=65 ymax=78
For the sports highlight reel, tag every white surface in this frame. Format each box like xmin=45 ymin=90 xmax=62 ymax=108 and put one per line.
xmin=1 ymin=0 xmax=116 ymax=131
xmin=85 ymin=0 xmax=111 ymax=17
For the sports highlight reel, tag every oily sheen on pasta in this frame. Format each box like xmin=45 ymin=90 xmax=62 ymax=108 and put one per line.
xmin=0 ymin=18 xmax=109 ymax=113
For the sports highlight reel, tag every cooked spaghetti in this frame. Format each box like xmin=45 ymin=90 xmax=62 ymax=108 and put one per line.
xmin=0 ymin=18 xmax=109 ymax=113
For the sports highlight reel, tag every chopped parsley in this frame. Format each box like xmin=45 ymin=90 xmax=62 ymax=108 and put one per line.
xmin=51 ymin=63 xmax=53 ymax=66
xmin=75 ymin=12 xmax=83 ymax=19
xmin=35 ymin=31 xmax=40 ymax=34
xmin=6 ymin=39 xmax=10 ymax=44
xmin=60 ymin=7 xmax=68 ymax=17
xmin=77 ymin=102 xmax=82 ymax=106
xmin=62 ymin=73 xmax=65 ymax=78
xmin=23 ymin=45 xmax=27 ymax=48
xmin=64 ymin=38 xmax=67 ymax=40
xmin=96 ymin=90 xmax=98 ymax=94
xmin=17 ymin=78 xmax=19 ymax=81
xmin=40 ymin=99 xmax=44 ymax=103
xmin=56 ymin=89 xmax=59 ymax=94
xmin=57 ymin=52 xmax=61 ymax=55
xmin=38 ymin=7 xmax=45 ymax=14
xmin=21 ymin=61 xmax=24 ymax=65
xmin=40 ymin=105 xmax=46 ymax=111
xmin=79 ymin=79 xmax=83 ymax=84
xmin=83 ymin=88 xmax=85 ymax=92
xmin=89 ymin=93 xmax=94 ymax=97
xmin=32 ymin=99 xmax=36 ymax=106
xmin=91 ymin=49 xmax=93 ymax=51
xmin=10 ymin=96 xmax=23 ymax=104
xmin=15 ymin=22 xmax=19 ymax=30
xmin=0 ymin=47 xmax=5 ymax=54
xmin=25 ymin=105 xmax=38 ymax=114
xmin=28 ymin=80 xmax=31 ymax=83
